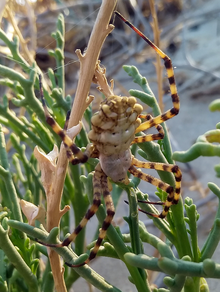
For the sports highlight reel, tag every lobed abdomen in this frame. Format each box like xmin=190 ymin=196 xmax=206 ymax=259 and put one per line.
xmin=88 ymin=95 xmax=143 ymax=156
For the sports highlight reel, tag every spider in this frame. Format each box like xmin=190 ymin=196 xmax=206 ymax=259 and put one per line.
xmin=37 ymin=11 xmax=182 ymax=267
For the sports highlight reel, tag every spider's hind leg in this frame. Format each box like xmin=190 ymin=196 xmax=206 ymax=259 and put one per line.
xmin=67 ymin=164 xmax=115 ymax=267
xmin=36 ymin=163 xmax=104 ymax=262
xmin=129 ymin=157 xmax=182 ymax=218
xmin=37 ymin=163 xmax=115 ymax=268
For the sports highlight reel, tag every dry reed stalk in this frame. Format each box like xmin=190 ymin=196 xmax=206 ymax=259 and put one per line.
xmin=45 ymin=1 xmax=117 ymax=291
xmin=149 ymin=0 xmax=164 ymax=112
xmin=5 ymin=5 xmax=35 ymax=64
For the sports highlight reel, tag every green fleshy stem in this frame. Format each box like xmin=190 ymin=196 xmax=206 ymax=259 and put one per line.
xmin=51 ymin=88 xmax=71 ymax=112
xmin=184 ymin=198 xmax=200 ymax=262
xmin=201 ymin=183 xmax=220 ymax=260
xmin=124 ymin=253 xmax=220 ymax=278
xmin=41 ymin=261 xmax=54 ymax=292
xmin=86 ymin=241 xmax=119 ymax=259
xmin=173 ymin=130 xmax=220 ymax=162
xmin=0 ymin=219 xmax=38 ymax=292
xmin=138 ymin=221 xmax=175 ymax=259
xmin=10 ymin=134 xmax=45 ymax=198
xmin=0 ymin=29 xmax=30 ymax=73
xmin=124 ymin=188 xmax=146 ymax=281
xmin=7 ymin=220 xmax=121 ymax=292
xmin=137 ymin=187 xmax=191 ymax=259
xmin=209 ymin=99 xmax=220 ymax=112
xmin=69 ymin=164 xmax=88 ymax=259
xmin=0 ymin=63 xmax=45 ymax=121
xmin=0 ymin=126 xmax=23 ymax=222
xmin=1 ymin=93 xmax=48 ymax=150
xmin=163 ymin=256 xmax=193 ymax=291
xmin=50 ymin=14 xmax=65 ymax=95
xmin=125 ymin=188 xmax=144 ymax=256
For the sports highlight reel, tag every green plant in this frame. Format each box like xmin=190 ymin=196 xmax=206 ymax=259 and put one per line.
xmin=1 ymin=3 xmax=220 ymax=292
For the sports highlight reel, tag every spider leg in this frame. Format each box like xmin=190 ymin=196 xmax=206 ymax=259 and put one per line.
xmin=67 ymin=166 xmax=115 ymax=267
xmin=62 ymin=109 xmax=78 ymax=161
xmin=115 ymin=12 xmax=180 ymax=133
xmin=128 ymin=165 xmax=172 ymax=218
xmin=128 ymin=157 xmax=182 ymax=218
xmin=132 ymin=114 xmax=164 ymax=144
xmin=63 ymin=110 xmax=71 ymax=131
xmin=124 ymin=200 xmax=165 ymax=218
xmin=39 ymin=75 xmax=89 ymax=164
xmin=36 ymin=163 xmax=103 ymax=250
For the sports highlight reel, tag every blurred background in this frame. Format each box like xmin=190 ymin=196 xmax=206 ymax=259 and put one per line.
xmin=1 ymin=0 xmax=220 ymax=291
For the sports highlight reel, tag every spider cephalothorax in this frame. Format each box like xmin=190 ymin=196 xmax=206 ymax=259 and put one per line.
xmin=37 ymin=11 xmax=182 ymax=267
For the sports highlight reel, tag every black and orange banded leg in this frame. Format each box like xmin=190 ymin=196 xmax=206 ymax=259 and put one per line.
xmin=37 ymin=163 xmax=103 ymax=257
xmin=83 ymin=174 xmax=115 ymax=266
xmin=66 ymin=165 xmax=115 ymax=267
xmin=129 ymin=157 xmax=182 ymax=218
xmin=39 ymin=75 xmax=89 ymax=164
xmin=131 ymin=114 xmax=164 ymax=144
xmin=115 ymin=11 xmax=180 ymax=133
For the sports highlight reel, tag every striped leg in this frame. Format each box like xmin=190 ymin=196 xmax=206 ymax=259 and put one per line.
xmin=129 ymin=157 xmax=182 ymax=218
xmin=39 ymin=75 xmax=90 ymax=164
xmin=66 ymin=166 xmax=115 ymax=267
xmin=55 ymin=109 xmax=97 ymax=164
xmin=131 ymin=114 xmax=164 ymax=144
xmin=115 ymin=12 xmax=180 ymax=133
xmin=62 ymin=110 xmax=78 ymax=161
xmin=37 ymin=163 xmax=103 ymax=250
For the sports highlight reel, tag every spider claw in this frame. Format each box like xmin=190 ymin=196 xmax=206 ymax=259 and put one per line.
xmin=65 ymin=254 xmax=89 ymax=268
xmin=137 ymin=208 xmax=161 ymax=218
xmin=138 ymin=200 xmax=165 ymax=206
xmin=125 ymin=199 xmax=164 ymax=218
xmin=65 ymin=261 xmax=86 ymax=268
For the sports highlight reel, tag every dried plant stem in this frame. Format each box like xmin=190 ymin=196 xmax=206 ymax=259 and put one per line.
xmin=45 ymin=1 xmax=117 ymax=291
xmin=149 ymin=0 xmax=164 ymax=112
xmin=0 ymin=0 xmax=6 ymax=21
xmin=24 ymin=0 xmax=37 ymax=56
xmin=5 ymin=5 xmax=35 ymax=64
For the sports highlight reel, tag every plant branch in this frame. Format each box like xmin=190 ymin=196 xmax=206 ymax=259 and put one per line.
xmin=7 ymin=220 xmax=121 ymax=292
xmin=43 ymin=1 xmax=117 ymax=291
xmin=0 ymin=220 xmax=38 ymax=292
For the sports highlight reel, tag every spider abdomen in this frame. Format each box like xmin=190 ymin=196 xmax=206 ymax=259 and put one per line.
xmin=88 ymin=95 xmax=143 ymax=156
xmin=99 ymin=150 xmax=132 ymax=182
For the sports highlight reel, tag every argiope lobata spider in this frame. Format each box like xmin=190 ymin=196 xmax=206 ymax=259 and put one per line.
xmin=37 ymin=11 xmax=182 ymax=267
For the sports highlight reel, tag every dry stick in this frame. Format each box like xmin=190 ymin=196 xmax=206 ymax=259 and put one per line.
xmin=5 ymin=5 xmax=35 ymax=65
xmin=148 ymin=0 xmax=164 ymax=112
xmin=46 ymin=1 xmax=117 ymax=291
xmin=148 ymin=0 xmax=164 ymax=283
xmin=24 ymin=0 xmax=37 ymax=57
xmin=0 ymin=0 xmax=6 ymax=21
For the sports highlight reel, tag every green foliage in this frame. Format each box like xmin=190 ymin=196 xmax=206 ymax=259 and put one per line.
xmin=0 ymin=12 xmax=220 ymax=292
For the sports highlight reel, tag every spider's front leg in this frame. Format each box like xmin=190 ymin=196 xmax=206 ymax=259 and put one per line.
xmin=39 ymin=75 xmax=95 ymax=166
xmin=115 ymin=11 xmax=180 ymax=131
xmin=132 ymin=114 xmax=165 ymax=144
